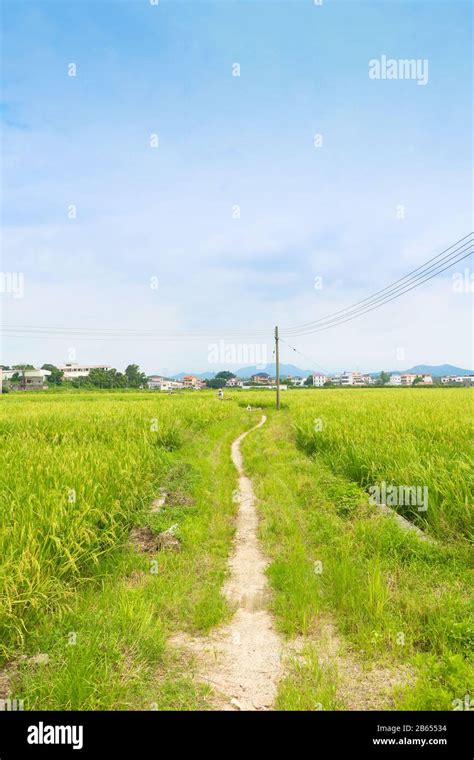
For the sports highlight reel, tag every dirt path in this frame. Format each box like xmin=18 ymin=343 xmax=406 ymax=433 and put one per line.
xmin=169 ymin=416 xmax=411 ymax=711
xmin=171 ymin=414 xmax=282 ymax=710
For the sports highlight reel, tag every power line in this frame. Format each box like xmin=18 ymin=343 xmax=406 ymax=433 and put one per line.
xmin=283 ymin=232 xmax=472 ymax=335
xmin=2 ymin=233 xmax=471 ymax=342
xmin=279 ymin=337 xmax=331 ymax=376
xmin=282 ymin=240 xmax=472 ymax=337
xmin=0 ymin=326 xmax=272 ymax=337
xmin=1 ymin=326 xmax=273 ymax=341
xmin=285 ymin=235 xmax=472 ymax=335
xmin=285 ymin=247 xmax=473 ymax=337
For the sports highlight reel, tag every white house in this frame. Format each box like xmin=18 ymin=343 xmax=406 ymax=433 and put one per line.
xmin=394 ymin=373 xmax=433 ymax=385
xmin=225 ymin=377 xmax=243 ymax=387
xmin=162 ymin=380 xmax=183 ymax=391
xmin=441 ymin=375 xmax=474 ymax=385
xmin=148 ymin=376 xmax=183 ymax=391
xmin=401 ymin=373 xmax=433 ymax=385
xmin=312 ymin=373 xmax=328 ymax=387
xmin=339 ymin=371 xmax=355 ymax=386
xmin=351 ymin=372 xmax=366 ymax=386
xmin=389 ymin=374 xmax=402 ymax=385
xmin=2 ymin=368 xmax=51 ymax=390
xmin=148 ymin=375 xmax=165 ymax=390
xmin=331 ymin=371 xmax=376 ymax=386
xmin=60 ymin=363 xmax=111 ymax=379
xmin=291 ymin=376 xmax=306 ymax=387
xmin=312 ymin=373 xmax=327 ymax=387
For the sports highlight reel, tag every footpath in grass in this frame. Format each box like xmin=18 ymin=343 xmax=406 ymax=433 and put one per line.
xmin=2 ymin=389 xmax=472 ymax=711
xmin=2 ymin=392 xmax=255 ymax=710
xmin=241 ymin=408 xmax=473 ymax=711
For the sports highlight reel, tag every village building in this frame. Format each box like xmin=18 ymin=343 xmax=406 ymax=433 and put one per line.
xmin=2 ymin=368 xmax=51 ymax=390
xmin=250 ymin=372 xmax=272 ymax=385
xmin=400 ymin=373 xmax=433 ymax=385
xmin=59 ymin=363 xmax=111 ymax=380
xmin=334 ymin=371 xmax=360 ymax=386
xmin=351 ymin=372 xmax=366 ymax=386
xmin=225 ymin=377 xmax=244 ymax=387
xmin=182 ymin=375 xmax=205 ymax=389
xmin=441 ymin=375 xmax=474 ymax=385
xmin=289 ymin=376 xmax=306 ymax=387
xmin=312 ymin=373 xmax=328 ymax=387
xmin=400 ymin=373 xmax=417 ymax=385
xmin=148 ymin=376 xmax=184 ymax=391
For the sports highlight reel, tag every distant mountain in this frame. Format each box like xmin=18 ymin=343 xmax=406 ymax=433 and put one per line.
xmin=166 ymin=363 xmax=473 ymax=381
xmin=170 ymin=364 xmax=312 ymax=380
xmin=389 ymin=364 xmax=473 ymax=378
xmin=170 ymin=371 xmax=216 ymax=380
xmin=234 ymin=363 xmax=312 ymax=379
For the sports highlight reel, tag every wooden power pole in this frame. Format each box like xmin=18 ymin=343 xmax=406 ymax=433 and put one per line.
xmin=275 ymin=325 xmax=280 ymax=410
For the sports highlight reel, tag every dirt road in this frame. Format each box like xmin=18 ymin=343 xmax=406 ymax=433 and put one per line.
xmin=171 ymin=414 xmax=282 ymax=710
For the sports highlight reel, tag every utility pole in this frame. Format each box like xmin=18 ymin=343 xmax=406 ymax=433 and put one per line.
xmin=275 ymin=325 xmax=280 ymax=410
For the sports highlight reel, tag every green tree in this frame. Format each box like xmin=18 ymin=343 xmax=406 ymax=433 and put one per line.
xmin=125 ymin=364 xmax=147 ymax=388
xmin=79 ymin=368 xmax=126 ymax=389
xmin=215 ymin=371 xmax=235 ymax=380
xmin=304 ymin=375 xmax=313 ymax=386
xmin=41 ymin=364 xmax=64 ymax=385
xmin=206 ymin=378 xmax=226 ymax=389
xmin=88 ymin=368 xmax=109 ymax=388
xmin=379 ymin=371 xmax=390 ymax=386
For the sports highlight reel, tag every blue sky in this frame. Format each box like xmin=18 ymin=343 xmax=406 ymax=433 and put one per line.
xmin=1 ymin=0 xmax=472 ymax=374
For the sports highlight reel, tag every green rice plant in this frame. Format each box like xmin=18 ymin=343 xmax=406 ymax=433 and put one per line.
xmin=241 ymin=402 xmax=473 ymax=709
xmin=291 ymin=388 xmax=473 ymax=541
xmin=0 ymin=391 xmax=245 ymax=659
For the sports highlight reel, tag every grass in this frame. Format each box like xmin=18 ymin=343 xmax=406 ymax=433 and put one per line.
xmin=275 ymin=644 xmax=341 ymax=711
xmin=1 ymin=390 xmax=255 ymax=708
xmin=240 ymin=391 xmax=473 ymax=710
xmin=292 ymin=388 xmax=473 ymax=541
xmin=1 ymin=386 xmax=472 ymax=710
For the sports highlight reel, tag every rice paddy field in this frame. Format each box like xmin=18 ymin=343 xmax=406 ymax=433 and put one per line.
xmin=0 ymin=387 xmax=472 ymax=710
xmin=292 ymin=388 xmax=473 ymax=541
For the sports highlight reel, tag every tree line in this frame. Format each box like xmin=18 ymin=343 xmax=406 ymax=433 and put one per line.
xmin=2 ymin=364 xmax=147 ymax=389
